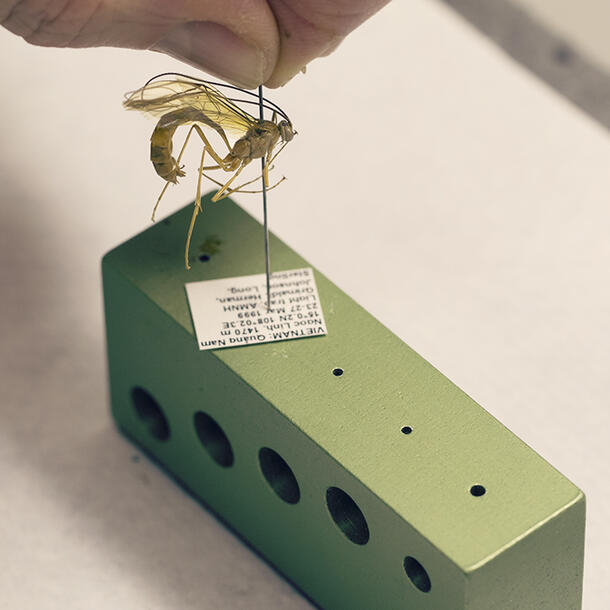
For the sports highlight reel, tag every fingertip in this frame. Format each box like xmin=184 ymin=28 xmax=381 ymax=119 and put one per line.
xmin=153 ymin=21 xmax=270 ymax=89
xmin=263 ymin=67 xmax=302 ymax=89
xmin=262 ymin=35 xmax=344 ymax=88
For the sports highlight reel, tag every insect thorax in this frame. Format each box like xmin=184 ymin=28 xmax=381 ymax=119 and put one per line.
xmin=230 ymin=121 xmax=280 ymax=163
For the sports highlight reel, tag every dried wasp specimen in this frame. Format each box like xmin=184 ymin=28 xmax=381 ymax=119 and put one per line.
xmin=124 ymin=73 xmax=295 ymax=268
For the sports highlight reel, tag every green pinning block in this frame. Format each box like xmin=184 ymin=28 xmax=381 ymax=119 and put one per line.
xmin=103 ymin=196 xmax=585 ymax=610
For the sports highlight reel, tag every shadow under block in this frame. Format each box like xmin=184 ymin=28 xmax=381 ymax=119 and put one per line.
xmin=102 ymin=196 xmax=585 ymax=610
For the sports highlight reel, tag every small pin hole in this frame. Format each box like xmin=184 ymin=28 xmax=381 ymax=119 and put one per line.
xmin=198 ymin=254 xmax=211 ymax=262
xmin=332 ymin=368 xmax=344 ymax=377
xmin=470 ymin=485 xmax=486 ymax=497
xmin=401 ymin=426 xmax=413 ymax=435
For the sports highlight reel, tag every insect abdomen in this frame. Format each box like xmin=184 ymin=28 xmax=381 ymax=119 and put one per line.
xmin=150 ymin=125 xmax=183 ymax=183
xmin=150 ymin=106 xmax=228 ymax=183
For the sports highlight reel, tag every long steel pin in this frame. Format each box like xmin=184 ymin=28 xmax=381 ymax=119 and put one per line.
xmin=258 ymin=84 xmax=271 ymax=311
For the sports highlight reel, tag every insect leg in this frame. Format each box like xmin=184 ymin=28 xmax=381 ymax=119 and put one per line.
xmin=207 ymin=175 xmax=286 ymax=200
xmin=210 ymin=164 xmax=248 ymax=202
xmin=214 ymin=168 xmax=277 ymax=191
xmin=151 ymin=183 xmax=172 ymax=223
xmin=255 ymin=141 xmax=276 ymax=190
xmin=260 ymin=116 xmax=287 ymax=190
xmin=151 ymin=124 xmax=197 ymax=221
xmin=258 ymin=139 xmax=288 ymax=192
xmin=209 ymin=140 xmax=289 ymax=200
xmin=268 ymin=140 xmax=288 ymax=164
xmin=184 ymin=147 xmax=207 ymax=269
xmin=190 ymin=125 xmax=230 ymax=168
xmin=221 ymin=140 xmax=286 ymax=198
xmin=151 ymin=123 xmax=231 ymax=225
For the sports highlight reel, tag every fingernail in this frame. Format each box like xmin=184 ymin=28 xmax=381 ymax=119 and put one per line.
xmin=153 ymin=21 xmax=264 ymax=89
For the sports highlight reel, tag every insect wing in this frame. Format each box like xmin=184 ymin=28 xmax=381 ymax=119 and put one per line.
xmin=124 ymin=78 xmax=256 ymax=136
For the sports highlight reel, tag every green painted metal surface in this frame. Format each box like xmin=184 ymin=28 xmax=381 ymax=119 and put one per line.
xmin=102 ymin=195 xmax=585 ymax=609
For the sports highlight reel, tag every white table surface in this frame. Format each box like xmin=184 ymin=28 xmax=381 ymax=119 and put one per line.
xmin=1 ymin=1 xmax=608 ymax=608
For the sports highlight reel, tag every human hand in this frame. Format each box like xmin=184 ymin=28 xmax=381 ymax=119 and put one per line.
xmin=1 ymin=0 xmax=390 ymax=88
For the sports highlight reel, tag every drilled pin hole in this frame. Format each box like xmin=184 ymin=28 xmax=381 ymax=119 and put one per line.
xmin=194 ymin=411 xmax=234 ymax=467
xmin=470 ymin=484 xmax=486 ymax=497
xmin=401 ymin=426 xmax=413 ymax=435
xmin=259 ymin=447 xmax=300 ymax=504
xmin=403 ymin=556 xmax=431 ymax=593
xmin=332 ymin=368 xmax=344 ymax=377
xmin=326 ymin=487 xmax=369 ymax=545
xmin=131 ymin=387 xmax=170 ymax=441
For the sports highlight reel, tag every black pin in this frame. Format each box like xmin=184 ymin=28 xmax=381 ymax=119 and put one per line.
xmin=258 ymin=84 xmax=271 ymax=311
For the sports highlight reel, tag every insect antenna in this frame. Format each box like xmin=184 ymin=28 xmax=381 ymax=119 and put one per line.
xmin=223 ymin=97 xmax=290 ymax=123
xmin=143 ymin=72 xmax=292 ymax=123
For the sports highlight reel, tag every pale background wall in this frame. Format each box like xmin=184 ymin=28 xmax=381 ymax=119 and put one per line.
xmin=442 ymin=0 xmax=610 ymax=129
xmin=514 ymin=0 xmax=610 ymax=71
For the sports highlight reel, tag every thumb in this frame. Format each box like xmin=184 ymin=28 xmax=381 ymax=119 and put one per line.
xmin=1 ymin=0 xmax=279 ymax=88
xmin=152 ymin=21 xmax=269 ymax=90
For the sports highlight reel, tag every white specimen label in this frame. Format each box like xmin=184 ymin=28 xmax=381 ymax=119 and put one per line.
xmin=185 ymin=268 xmax=327 ymax=350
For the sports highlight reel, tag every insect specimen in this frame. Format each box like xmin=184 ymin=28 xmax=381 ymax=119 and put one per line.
xmin=124 ymin=73 xmax=295 ymax=269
